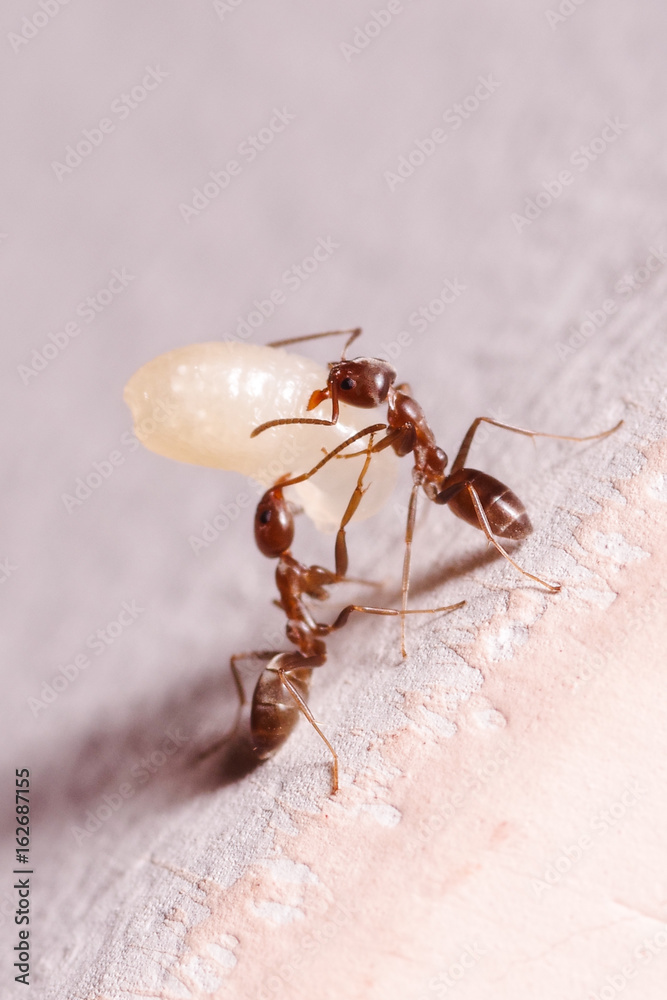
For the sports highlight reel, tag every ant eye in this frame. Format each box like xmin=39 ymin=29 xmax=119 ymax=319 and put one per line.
xmin=259 ymin=509 xmax=272 ymax=524
xmin=340 ymin=377 xmax=356 ymax=390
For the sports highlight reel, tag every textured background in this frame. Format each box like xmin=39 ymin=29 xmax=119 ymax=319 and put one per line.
xmin=2 ymin=1 xmax=667 ymax=997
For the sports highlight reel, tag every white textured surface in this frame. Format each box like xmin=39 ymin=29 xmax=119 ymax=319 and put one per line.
xmin=2 ymin=1 xmax=667 ymax=998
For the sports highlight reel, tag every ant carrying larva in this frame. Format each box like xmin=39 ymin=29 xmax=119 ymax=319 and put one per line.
xmin=124 ymin=329 xmax=622 ymax=788
xmin=123 ymin=339 xmax=398 ymax=532
xmin=124 ymin=344 xmax=460 ymax=790
xmin=252 ymin=327 xmax=623 ymax=656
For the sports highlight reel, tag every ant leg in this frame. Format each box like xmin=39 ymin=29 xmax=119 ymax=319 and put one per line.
xmin=278 ymin=424 xmax=386 ymax=489
xmin=271 ymin=666 xmax=339 ymax=793
xmin=194 ymin=650 xmax=280 ymax=764
xmin=400 ymin=482 xmax=420 ymax=658
xmin=333 ymin=426 xmax=407 ymax=459
xmin=325 ymin=598 xmax=465 ymax=632
xmin=194 ymin=736 xmax=233 ymax=765
xmin=230 ymin=652 xmax=253 ymax=707
xmin=267 ymin=327 xmax=362 ymax=360
xmin=451 ymin=417 xmax=623 ymax=474
xmin=334 ymin=432 xmax=375 ymax=578
xmin=466 ymin=483 xmax=560 ymax=592
xmin=251 ymin=413 xmax=337 ymax=437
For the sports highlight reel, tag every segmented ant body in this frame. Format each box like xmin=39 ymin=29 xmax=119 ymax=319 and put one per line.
xmin=253 ymin=328 xmax=623 ymax=655
xmin=228 ymin=430 xmax=463 ymax=792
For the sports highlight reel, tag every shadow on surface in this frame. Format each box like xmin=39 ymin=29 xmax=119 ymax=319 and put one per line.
xmin=380 ymin=539 xmax=509 ymax=605
xmin=13 ymin=541 xmax=525 ymax=845
xmin=17 ymin=664 xmax=264 ymax=843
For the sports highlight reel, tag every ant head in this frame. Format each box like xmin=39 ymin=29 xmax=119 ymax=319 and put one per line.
xmin=254 ymin=486 xmax=294 ymax=558
xmin=307 ymin=358 xmax=396 ymax=412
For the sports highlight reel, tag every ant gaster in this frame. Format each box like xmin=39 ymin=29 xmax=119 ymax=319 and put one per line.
xmin=253 ymin=327 xmax=623 ymax=656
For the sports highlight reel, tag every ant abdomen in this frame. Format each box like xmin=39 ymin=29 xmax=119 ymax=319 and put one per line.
xmin=442 ymin=469 xmax=533 ymax=540
xmin=250 ymin=664 xmax=313 ymax=759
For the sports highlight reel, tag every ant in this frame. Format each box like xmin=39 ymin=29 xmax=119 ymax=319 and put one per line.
xmin=203 ymin=426 xmax=464 ymax=793
xmin=252 ymin=327 xmax=623 ymax=656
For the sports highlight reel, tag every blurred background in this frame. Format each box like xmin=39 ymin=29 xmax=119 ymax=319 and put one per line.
xmin=2 ymin=1 xmax=666 ymax=997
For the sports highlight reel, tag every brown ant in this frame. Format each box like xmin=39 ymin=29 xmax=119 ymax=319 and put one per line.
xmin=252 ymin=327 xmax=623 ymax=656
xmin=203 ymin=426 xmax=463 ymax=793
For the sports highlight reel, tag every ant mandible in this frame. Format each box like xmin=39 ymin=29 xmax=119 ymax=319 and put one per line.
xmin=208 ymin=426 xmax=464 ymax=793
xmin=252 ymin=327 xmax=623 ymax=657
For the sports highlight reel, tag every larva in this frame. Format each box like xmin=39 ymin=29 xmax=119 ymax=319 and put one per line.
xmin=124 ymin=341 xmax=397 ymax=531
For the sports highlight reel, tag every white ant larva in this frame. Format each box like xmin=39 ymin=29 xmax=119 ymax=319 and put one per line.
xmin=123 ymin=341 xmax=398 ymax=531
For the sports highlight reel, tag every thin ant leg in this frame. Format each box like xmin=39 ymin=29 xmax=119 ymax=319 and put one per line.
xmin=334 ymin=448 xmax=375 ymax=459
xmin=251 ymin=384 xmax=385 ymax=434
xmin=331 ymin=426 xmax=405 ymax=460
xmin=268 ymin=597 xmax=465 ymax=792
xmin=466 ymin=483 xmax=560 ymax=592
xmin=273 ymin=425 xmax=381 ymax=581
xmin=195 ymin=651 xmax=279 ymax=764
xmin=277 ymin=424 xmax=386 ymax=488
xmin=230 ymin=651 xmax=257 ymax=707
xmin=251 ymin=413 xmax=339 ymax=437
xmin=334 ymin=432 xmax=376 ymax=578
xmin=194 ymin=735 xmax=235 ymax=765
xmin=275 ymin=668 xmax=340 ymax=793
xmin=451 ymin=417 xmax=623 ymax=474
xmin=325 ymin=598 xmax=465 ymax=633
xmin=400 ymin=482 xmax=420 ymax=658
xmin=319 ymin=428 xmax=438 ymax=655
xmin=192 ymin=736 xmax=234 ymax=764
xmin=277 ymin=423 xmax=398 ymax=581
xmin=339 ymin=424 xmax=432 ymax=647
xmin=268 ymin=327 xmax=362 ymax=360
